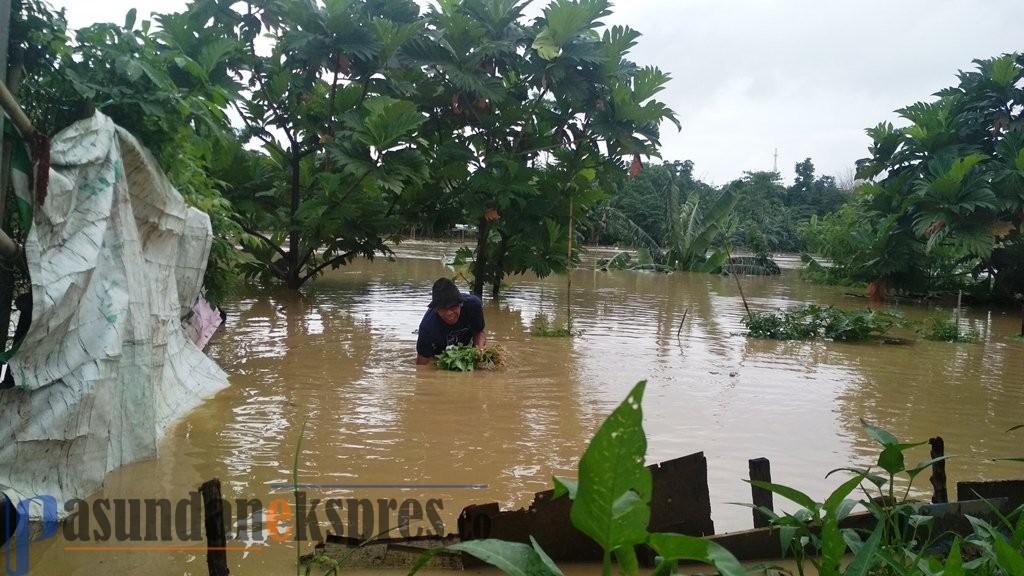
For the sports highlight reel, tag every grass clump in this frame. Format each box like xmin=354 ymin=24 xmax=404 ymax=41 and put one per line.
xmin=919 ymin=311 xmax=976 ymax=343
xmin=530 ymin=312 xmax=577 ymax=337
xmin=435 ymin=344 xmax=507 ymax=372
xmin=743 ymin=304 xmax=903 ymax=342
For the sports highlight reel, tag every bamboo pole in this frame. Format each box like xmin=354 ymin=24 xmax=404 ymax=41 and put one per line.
xmin=675 ymin=307 xmax=688 ymax=339
xmin=955 ymin=290 xmax=962 ymax=334
xmin=724 ymin=244 xmax=751 ymax=316
xmin=0 ymin=0 xmax=9 ymax=227
xmin=566 ymin=194 xmax=573 ymax=331
xmin=0 ymin=68 xmax=32 ymax=261
xmin=0 ymin=82 xmax=34 ymax=141
xmin=0 ymin=230 xmax=16 ymax=259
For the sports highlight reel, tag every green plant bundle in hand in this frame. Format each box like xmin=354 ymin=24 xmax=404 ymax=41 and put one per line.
xmin=435 ymin=345 xmax=507 ymax=372
xmin=476 ymin=344 xmax=507 ymax=370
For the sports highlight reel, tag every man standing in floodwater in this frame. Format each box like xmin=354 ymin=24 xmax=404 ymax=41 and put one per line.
xmin=416 ymin=277 xmax=486 ymax=365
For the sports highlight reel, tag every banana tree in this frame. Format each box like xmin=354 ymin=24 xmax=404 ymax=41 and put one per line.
xmin=664 ymin=185 xmax=738 ymax=272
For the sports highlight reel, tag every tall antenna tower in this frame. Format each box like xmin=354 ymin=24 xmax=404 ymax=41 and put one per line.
xmin=773 ymin=148 xmax=778 ymax=173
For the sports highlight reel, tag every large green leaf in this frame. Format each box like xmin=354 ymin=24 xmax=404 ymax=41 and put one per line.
xmin=820 ymin=474 xmax=866 ymax=573
xmin=843 ymin=522 xmax=883 ymax=576
xmin=446 ymin=539 xmax=563 ymax=576
xmin=570 ymin=381 xmax=651 ymax=555
xmin=861 ymin=419 xmax=900 ymax=447
xmin=537 ymin=0 xmax=610 ymax=49
xmin=646 ymin=532 xmax=747 ymax=576
xmin=993 ymin=535 xmax=1024 ymax=574
xmin=747 ymin=480 xmax=818 ymax=513
xmin=359 ymin=96 xmax=426 ymax=151
xmin=647 ymin=532 xmax=745 ymax=569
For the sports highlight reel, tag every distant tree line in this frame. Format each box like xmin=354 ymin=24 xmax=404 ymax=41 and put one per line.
xmin=595 ymin=157 xmax=846 ymax=268
xmin=3 ymin=0 xmax=1021 ymax=322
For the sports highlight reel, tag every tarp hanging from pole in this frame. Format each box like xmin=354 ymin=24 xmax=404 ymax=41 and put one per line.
xmin=0 ymin=112 xmax=228 ymax=509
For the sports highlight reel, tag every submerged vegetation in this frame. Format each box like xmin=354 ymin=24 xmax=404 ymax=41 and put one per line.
xmin=529 ymin=312 xmax=577 ymax=338
xmin=919 ymin=312 xmax=977 ymax=343
xmin=742 ymin=304 xmax=989 ymax=345
xmin=743 ymin=305 xmax=904 ymax=342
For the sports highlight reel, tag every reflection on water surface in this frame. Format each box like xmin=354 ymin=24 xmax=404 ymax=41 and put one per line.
xmin=27 ymin=242 xmax=1024 ymax=574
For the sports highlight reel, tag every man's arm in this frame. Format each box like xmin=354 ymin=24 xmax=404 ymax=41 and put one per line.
xmin=473 ymin=330 xmax=486 ymax=349
xmin=416 ymin=355 xmax=434 ymax=365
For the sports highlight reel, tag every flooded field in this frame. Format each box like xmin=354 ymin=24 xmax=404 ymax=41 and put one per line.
xmin=25 ymin=241 xmax=1024 ymax=574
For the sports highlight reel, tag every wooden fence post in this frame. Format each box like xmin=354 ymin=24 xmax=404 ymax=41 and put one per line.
xmin=749 ymin=458 xmax=774 ymax=529
xmin=200 ymin=478 xmax=230 ymax=576
xmin=929 ymin=437 xmax=948 ymax=504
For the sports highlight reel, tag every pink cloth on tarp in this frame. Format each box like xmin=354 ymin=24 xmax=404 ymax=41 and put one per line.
xmin=186 ymin=294 xmax=223 ymax=350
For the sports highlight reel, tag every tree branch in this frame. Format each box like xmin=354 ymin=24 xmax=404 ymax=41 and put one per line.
xmin=238 ymin=221 xmax=289 ymax=261
xmin=301 ymin=248 xmax=360 ymax=283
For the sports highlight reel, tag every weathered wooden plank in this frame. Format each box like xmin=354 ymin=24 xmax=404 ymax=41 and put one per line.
xmin=957 ymin=479 xmax=1024 ymax=511
xmin=457 ymin=452 xmax=714 ymax=563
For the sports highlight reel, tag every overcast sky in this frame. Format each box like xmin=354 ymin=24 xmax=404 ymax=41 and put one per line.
xmin=53 ymin=0 xmax=1021 ymax=186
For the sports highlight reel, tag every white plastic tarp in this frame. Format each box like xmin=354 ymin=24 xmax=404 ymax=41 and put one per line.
xmin=0 ymin=112 xmax=228 ymax=509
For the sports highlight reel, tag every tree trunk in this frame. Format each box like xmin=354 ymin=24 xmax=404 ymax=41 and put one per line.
xmin=287 ymin=152 xmax=303 ymax=289
xmin=490 ymin=233 xmax=509 ymax=299
xmin=471 ymin=214 xmax=490 ymax=298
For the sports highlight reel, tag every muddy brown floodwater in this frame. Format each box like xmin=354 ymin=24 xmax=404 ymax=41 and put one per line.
xmin=25 ymin=241 xmax=1024 ymax=575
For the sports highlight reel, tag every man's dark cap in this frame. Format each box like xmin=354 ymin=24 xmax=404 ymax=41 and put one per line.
xmin=429 ymin=277 xmax=463 ymax=309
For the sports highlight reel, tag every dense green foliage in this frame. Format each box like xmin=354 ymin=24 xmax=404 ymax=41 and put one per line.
xmin=743 ymin=305 xmax=903 ymax=342
xmin=8 ymin=2 xmax=1021 ymax=313
xmin=802 ymin=53 xmax=1024 ymax=304
xmin=174 ymin=0 xmax=434 ymax=289
xmin=417 ymin=0 xmax=680 ymax=297
xmin=3 ymin=0 xmax=679 ymax=299
xmin=593 ymin=162 xmax=740 ymax=273
xmin=754 ymin=420 xmax=1024 ymax=576
xmin=435 ymin=345 xmax=481 ymax=372
xmin=599 ymin=159 xmax=849 ymax=274
xmin=5 ymin=0 xmax=242 ymax=303
xmin=602 ymin=161 xmax=713 ymax=248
